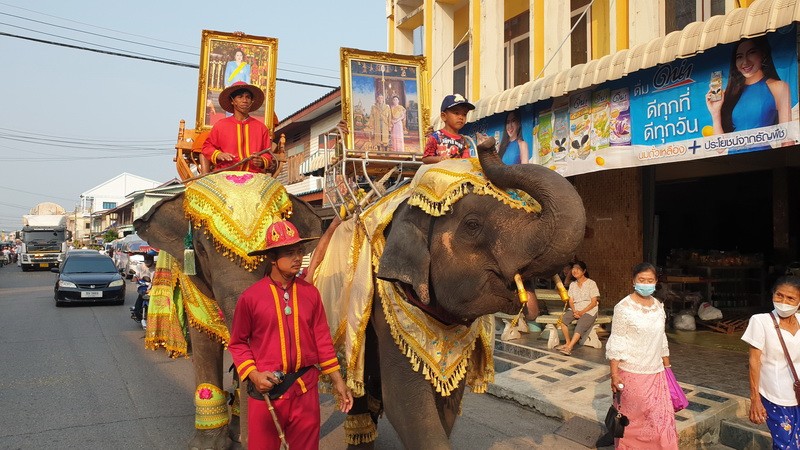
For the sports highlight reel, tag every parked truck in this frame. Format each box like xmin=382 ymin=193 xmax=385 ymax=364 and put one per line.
xmin=19 ymin=214 xmax=70 ymax=271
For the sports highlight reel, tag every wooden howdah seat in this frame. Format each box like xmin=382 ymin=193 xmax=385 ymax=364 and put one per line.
xmin=173 ymin=120 xmax=286 ymax=182
xmin=322 ymin=129 xmax=424 ymax=220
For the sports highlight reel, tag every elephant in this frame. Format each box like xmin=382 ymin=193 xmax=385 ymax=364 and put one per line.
xmin=314 ymin=137 xmax=586 ymax=449
xmin=134 ymin=186 xmax=322 ymax=450
xmin=134 ymin=135 xmax=584 ymax=449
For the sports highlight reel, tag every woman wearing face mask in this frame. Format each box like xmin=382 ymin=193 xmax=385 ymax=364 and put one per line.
xmin=605 ymin=262 xmax=678 ymax=449
xmin=741 ymin=276 xmax=800 ymax=448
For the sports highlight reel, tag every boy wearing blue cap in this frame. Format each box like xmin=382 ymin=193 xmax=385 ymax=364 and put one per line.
xmin=422 ymin=94 xmax=476 ymax=164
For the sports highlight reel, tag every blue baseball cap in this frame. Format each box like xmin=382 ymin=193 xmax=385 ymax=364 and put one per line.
xmin=440 ymin=94 xmax=475 ymax=112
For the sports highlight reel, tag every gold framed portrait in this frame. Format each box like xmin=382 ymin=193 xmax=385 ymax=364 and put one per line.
xmin=340 ymin=48 xmax=429 ymax=155
xmin=195 ymin=30 xmax=278 ymax=131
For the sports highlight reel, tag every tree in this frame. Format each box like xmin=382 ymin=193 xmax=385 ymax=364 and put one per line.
xmin=102 ymin=229 xmax=119 ymax=243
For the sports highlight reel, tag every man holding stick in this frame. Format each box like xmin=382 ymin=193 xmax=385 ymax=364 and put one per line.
xmin=201 ymin=81 xmax=276 ymax=174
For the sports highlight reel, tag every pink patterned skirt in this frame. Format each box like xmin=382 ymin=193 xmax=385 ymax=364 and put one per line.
xmin=616 ymin=370 xmax=679 ymax=449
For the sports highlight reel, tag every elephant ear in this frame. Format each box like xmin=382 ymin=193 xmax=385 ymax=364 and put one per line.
xmin=376 ymin=202 xmax=432 ymax=305
xmin=134 ymin=192 xmax=188 ymax=265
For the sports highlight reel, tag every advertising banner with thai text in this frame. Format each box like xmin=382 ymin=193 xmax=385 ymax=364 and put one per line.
xmin=463 ymin=25 xmax=799 ymax=177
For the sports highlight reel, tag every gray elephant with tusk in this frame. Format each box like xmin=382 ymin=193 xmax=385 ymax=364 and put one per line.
xmin=313 ymin=136 xmax=586 ymax=449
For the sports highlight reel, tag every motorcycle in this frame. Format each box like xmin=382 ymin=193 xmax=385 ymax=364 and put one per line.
xmin=130 ymin=275 xmax=151 ymax=330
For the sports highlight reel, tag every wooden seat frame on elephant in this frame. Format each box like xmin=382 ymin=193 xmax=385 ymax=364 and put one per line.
xmin=323 ymin=129 xmax=423 ymax=220
xmin=173 ymin=119 xmax=287 ymax=182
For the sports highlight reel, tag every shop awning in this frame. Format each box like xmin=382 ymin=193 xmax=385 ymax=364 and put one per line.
xmin=285 ymin=176 xmax=324 ymax=196
xmin=299 ymin=152 xmax=327 ymax=175
xmin=469 ymin=0 xmax=800 ymax=122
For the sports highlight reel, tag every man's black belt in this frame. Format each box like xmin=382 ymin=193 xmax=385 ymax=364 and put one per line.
xmin=246 ymin=366 xmax=313 ymax=400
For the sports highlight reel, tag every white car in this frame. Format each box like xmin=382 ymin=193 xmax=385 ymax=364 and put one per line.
xmin=125 ymin=254 xmax=144 ymax=280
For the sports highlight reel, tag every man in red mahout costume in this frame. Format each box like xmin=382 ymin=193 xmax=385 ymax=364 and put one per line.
xmin=201 ymin=81 xmax=276 ymax=174
xmin=229 ymin=220 xmax=353 ymax=448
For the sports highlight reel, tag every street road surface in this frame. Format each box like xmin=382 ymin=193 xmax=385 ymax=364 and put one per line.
xmin=0 ymin=265 xmax=585 ymax=449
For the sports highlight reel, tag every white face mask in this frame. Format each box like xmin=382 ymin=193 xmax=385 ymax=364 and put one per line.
xmin=773 ymin=302 xmax=799 ymax=318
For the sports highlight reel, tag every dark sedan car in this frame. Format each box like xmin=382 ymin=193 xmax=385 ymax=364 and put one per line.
xmin=52 ymin=253 xmax=126 ymax=306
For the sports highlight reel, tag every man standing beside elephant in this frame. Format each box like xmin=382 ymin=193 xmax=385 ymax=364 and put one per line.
xmin=229 ymin=220 xmax=353 ymax=449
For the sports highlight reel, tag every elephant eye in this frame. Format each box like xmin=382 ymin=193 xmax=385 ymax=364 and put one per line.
xmin=462 ymin=217 xmax=482 ymax=237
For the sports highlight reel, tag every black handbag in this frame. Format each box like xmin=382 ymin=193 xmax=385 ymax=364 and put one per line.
xmin=596 ymin=390 xmax=629 ymax=446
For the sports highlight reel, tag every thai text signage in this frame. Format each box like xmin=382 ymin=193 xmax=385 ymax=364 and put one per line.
xmin=464 ymin=25 xmax=798 ymax=176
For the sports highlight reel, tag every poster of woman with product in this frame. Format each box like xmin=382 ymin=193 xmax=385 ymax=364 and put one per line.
xmin=704 ymin=36 xmax=791 ymax=138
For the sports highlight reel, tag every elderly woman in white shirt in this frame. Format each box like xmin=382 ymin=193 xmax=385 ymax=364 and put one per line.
xmin=556 ymin=260 xmax=600 ymax=356
xmin=606 ymin=262 xmax=678 ymax=449
xmin=742 ymin=275 xmax=800 ymax=449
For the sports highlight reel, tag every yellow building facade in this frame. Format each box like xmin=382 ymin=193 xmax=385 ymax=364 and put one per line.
xmin=385 ymin=0 xmax=799 ymax=307
xmin=386 ymin=0 xmax=752 ymax=116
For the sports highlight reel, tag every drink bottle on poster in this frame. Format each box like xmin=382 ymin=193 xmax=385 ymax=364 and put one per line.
xmin=569 ymin=91 xmax=591 ymax=159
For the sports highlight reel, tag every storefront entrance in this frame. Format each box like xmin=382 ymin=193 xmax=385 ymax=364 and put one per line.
xmin=651 ymin=147 xmax=800 ymax=312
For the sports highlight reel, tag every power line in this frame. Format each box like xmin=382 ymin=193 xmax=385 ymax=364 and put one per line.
xmin=0 ymin=31 xmax=339 ymax=88
xmin=0 ymin=132 xmax=172 ymax=148
xmin=0 ymin=1 xmax=197 ymax=49
xmin=0 ymin=134 xmax=172 ymax=152
xmin=0 ymin=127 xmax=173 ymax=144
xmin=0 ymin=31 xmax=197 ymax=68
xmin=2 ymin=12 xmax=340 ymax=80
xmin=0 ymin=3 xmax=340 ymax=74
xmin=0 ymin=21 xmax=189 ymax=63
xmin=0 ymin=186 xmax=75 ymax=203
xmin=0 ymin=11 xmax=197 ymax=56
xmin=2 ymin=152 xmax=170 ymax=162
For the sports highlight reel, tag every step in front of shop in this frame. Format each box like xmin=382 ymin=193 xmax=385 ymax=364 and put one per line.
xmin=488 ymin=338 xmax=749 ymax=448
xmin=718 ymin=418 xmax=771 ymax=450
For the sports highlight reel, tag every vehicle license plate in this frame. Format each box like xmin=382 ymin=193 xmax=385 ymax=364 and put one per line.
xmin=81 ymin=291 xmax=103 ymax=298
xmin=39 ymin=263 xmax=49 ymax=268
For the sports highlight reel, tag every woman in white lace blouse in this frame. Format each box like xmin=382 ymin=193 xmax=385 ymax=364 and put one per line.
xmin=606 ymin=262 xmax=678 ymax=449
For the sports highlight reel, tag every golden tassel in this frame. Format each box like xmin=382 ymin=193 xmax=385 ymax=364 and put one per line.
xmin=344 ymin=413 xmax=378 ymax=445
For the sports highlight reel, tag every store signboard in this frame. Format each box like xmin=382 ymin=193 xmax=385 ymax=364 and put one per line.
xmin=464 ymin=25 xmax=799 ymax=177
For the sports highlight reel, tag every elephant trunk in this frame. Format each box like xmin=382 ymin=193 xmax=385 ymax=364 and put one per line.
xmin=476 ymin=137 xmax=586 ymax=275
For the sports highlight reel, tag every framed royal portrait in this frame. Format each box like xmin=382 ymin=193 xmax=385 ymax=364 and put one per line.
xmin=195 ymin=30 xmax=278 ymax=131
xmin=340 ymin=48 xmax=430 ymax=155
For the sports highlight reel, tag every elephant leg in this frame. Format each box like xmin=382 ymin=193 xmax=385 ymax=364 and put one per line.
xmin=371 ymin=299 xmax=453 ymax=450
xmin=436 ymin=383 xmax=466 ymax=437
xmin=187 ymin=326 xmax=231 ymax=450
xmin=345 ymin=322 xmax=382 ymax=450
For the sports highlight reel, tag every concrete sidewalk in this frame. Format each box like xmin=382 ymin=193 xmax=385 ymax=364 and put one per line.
xmin=489 ymin=329 xmax=768 ymax=448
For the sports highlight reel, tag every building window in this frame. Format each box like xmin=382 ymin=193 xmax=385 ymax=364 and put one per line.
xmin=504 ymin=12 xmax=530 ymax=89
xmin=85 ymin=223 xmax=90 ymax=229
xmin=665 ymin=0 xmax=726 ymax=34
xmin=413 ymin=26 xmax=424 ymax=56
xmin=102 ymin=202 xmax=116 ymax=209
xmin=453 ymin=43 xmax=469 ymax=97
xmin=571 ymin=0 xmax=591 ymax=66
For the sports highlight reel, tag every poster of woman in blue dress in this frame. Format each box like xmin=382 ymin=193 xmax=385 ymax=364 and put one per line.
xmin=498 ymin=109 xmax=530 ymax=164
xmin=705 ymin=36 xmax=791 ymax=138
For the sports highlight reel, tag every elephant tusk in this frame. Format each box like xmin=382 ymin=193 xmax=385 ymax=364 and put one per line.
xmin=553 ymin=274 xmax=570 ymax=302
xmin=514 ymin=273 xmax=528 ymax=304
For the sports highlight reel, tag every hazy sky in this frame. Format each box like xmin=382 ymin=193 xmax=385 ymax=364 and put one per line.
xmin=0 ymin=0 xmax=386 ymax=231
